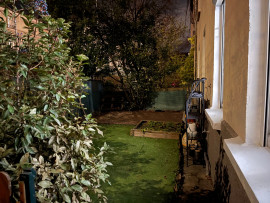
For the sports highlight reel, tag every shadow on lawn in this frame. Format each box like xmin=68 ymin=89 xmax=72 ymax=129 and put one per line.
xmin=103 ymin=140 xmax=176 ymax=202
xmin=105 ymin=139 xmax=154 ymax=180
xmin=106 ymin=178 xmax=176 ymax=203
xmin=97 ymin=125 xmax=178 ymax=202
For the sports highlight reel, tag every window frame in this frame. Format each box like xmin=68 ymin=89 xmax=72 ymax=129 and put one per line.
xmin=220 ymin=1 xmax=225 ymax=108
xmin=264 ymin=10 xmax=270 ymax=147
xmin=211 ymin=0 xmax=225 ymax=109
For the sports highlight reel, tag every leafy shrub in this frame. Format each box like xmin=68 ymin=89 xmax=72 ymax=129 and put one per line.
xmin=0 ymin=6 xmax=110 ymax=203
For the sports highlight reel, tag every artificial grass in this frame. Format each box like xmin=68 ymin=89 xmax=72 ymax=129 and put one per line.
xmin=98 ymin=124 xmax=179 ymax=203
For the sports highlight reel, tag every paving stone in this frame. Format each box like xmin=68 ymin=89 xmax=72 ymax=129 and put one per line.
xmin=183 ymin=175 xmax=199 ymax=187
xmin=198 ymin=179 xmax=214 ymax=191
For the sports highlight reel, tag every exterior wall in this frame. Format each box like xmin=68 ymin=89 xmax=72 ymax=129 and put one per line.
xmin=223 ymin=0 xmax=249 ymax=140
xmin=196 ymin=2 xmax=215 ymax=106
xmin=205 ymin=120 xmax=251 ymax=203
xmin=0 ymin=8 xmax=29 ymax=35
xmin=194 ymin=0 xmax=256 ymax=202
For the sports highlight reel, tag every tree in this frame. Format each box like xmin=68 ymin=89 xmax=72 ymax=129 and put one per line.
xmin=47 ymin=0 xmax=166 ymax=109
xmin=0 ymin=3 xmax=110 ymax=202
xmin=178 ymin=36 xmax=195 ymax=87
xmin=47 ymin=0 xmax=192 ymax=108
xmin=154 ymin=15 xmax=187 ymax=88
xmin=47 ymin=0 xmax=103 ymax=77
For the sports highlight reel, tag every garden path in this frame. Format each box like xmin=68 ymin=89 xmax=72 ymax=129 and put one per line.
xmin=95 ymin=110 xmax=183 ymax=125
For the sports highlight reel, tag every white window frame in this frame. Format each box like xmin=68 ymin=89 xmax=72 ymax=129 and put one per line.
xmin=264 ymin=5 xmax=270 ymax=147
xmin=220 ymin=1 xmax=225 ymax=108
xmin=212 ymin=0 xmax=225 ymax=109
xmin=204 ymin=0 xmax=225 ymax=130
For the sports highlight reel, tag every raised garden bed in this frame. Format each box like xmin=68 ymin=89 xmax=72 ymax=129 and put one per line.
xmin=130 ymin=120 xmax=181 ymax=140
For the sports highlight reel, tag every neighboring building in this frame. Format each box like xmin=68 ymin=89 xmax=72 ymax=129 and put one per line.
xmin=0 ymin=7 xmax=28 ymax=35
xmin=191 ymin=0 xmax=270 ymax=202
xmin=0 ymin=1 xmax=48 ymax=37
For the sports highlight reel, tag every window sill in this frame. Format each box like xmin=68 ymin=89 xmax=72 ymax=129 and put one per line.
xmin=205 ymin=108 xmax=223 ymax=130
xmin=224 ymin=137 xmax=270 ymax=203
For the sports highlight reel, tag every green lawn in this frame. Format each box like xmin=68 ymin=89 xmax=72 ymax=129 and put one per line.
xmin=98 ymin=124 xmax=179 ymax=203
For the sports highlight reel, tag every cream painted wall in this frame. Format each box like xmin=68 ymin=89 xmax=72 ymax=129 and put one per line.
xmin=196 ymin=0 xmax=249 ymax=140
xmin=196 ymin=2 xmax=215 ymax=106
xmin=223 ymin=0 xmax=249 ymax=140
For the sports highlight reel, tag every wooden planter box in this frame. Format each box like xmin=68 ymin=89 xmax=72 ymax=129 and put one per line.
xmin=130 ymin=120 xmax=179 ymax=140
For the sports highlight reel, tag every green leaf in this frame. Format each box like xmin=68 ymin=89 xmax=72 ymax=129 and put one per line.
xmin=3 ymin=22 xmax=6 ymax=31
xmin=63 ymin=194 xmax=71 ymax=203
xmin=26 ymin=133 xmax=32 ymax=144
xmin=81 ymin=180 xmax=91 ymax=186
xmin=3 ymin=110 xmax=9 ymax=119
xmin=81 ymin=192 xmax=90 ymax=201
xmin=44 ymin=104 xmax=48 ymax=111
xmin=71 ymin=158 xmax=76 ymax=170
xmin=48 ymin=136 xmax=55 ymax=145
xmin=25 ymin=145 xmax=35 ymax=154
xmin=21 ymin=70 xmax=27 ymax=78
xmin=29 ymin=108 xmax=36 ymax=115
xmin=20 ymin=153 xmax=29 ymax=164
xmin=7 ymin=105 xmax=14 ymax=114
xmin=38 ymin=180 xmax=52 ymax=189
xmin=4 ymin=8 xmax=8 ymax=17
xmin=56 ymin=94 xmax=60 ymax=101
xmin=76 ymin=54 xmax=89 ymax=61
xmin=35 ymin=85 xmax=46 ymax=90
xmin=71 ymin=184 xmax=83 ymax=192
xmin=53 ymin=117 xmax=61 ymax=126
xmin=94 ymin=188 xmax=104 ymax=194
xmin=50 ymin=109 xmax=58 ymax=117
xmin=21 ymin=17 xmax=29 ymax=26
xmin=105 ymin=162 xmax=113 ymax=166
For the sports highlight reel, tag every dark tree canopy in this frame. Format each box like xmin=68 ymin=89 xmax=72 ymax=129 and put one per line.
xmin=47 ymin=0 xmax=189 ymax=109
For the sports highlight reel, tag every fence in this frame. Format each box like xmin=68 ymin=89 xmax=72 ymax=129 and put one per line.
xmin=149 ymin=89 xmax=186 ymax=111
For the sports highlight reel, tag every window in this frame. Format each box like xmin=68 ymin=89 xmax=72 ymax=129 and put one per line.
xmin=212 ymin=0 xmax=225 ymax=109
xmin=220 ymin=1 xmax=225 ymax=108
xmin=204 ymin=0 xmax=225 ymax=130
xmin=264 ymin=16 xmax=270 ymax=147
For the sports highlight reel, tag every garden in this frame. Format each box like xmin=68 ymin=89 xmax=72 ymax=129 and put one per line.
xmin=96 ymin=124 xmax=179 ymax=202
xmin=0 ymin=0 xmax=194 ymax=202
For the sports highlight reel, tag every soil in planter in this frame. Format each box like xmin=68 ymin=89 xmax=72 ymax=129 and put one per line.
xmin=139 ymin=121 xmax=182 ymax=132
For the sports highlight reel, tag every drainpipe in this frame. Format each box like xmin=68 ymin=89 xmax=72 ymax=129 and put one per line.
xmin=194 ymin=0 xmax=198 ymax=80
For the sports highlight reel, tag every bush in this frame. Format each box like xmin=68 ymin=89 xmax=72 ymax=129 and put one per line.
xmin=0 ymin=6 xmax=110 ymax=203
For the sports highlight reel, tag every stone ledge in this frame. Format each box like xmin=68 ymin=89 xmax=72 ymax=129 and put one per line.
xmin=205 ymin=108 xmax=223 ymax=130
xmin=224 ymin=137 xmax=270 ymax=203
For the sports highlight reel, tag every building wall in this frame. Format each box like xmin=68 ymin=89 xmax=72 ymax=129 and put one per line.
xmin=196 ymin=2 xmax=215 ymax=106
xmin=194 ymin=0 xmax=260 ymax=202
xmin=0 ymin=7 xmax=42 ymax=42
xmin=0 ymin=8 xmax=29 ymax=35
xmin=223 ymin=0 xmax=249 ymax=140
xmin=205 ymin=120 xmax=250 ymax=203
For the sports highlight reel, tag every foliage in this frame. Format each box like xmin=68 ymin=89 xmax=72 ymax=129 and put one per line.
xmin=154 ymin=15 xmax=187 ymax=88
xmin=47 ymin=0 xmax=166 ymax=110
xmin=140 ymin=121 xmax=182 ymax=132
xmin=0 ymin=4 xmax=110 ymax=202
xmin=46 ymin=0 xmax=101 ymax=77
xmin=47 ymin=0 xmax=192 ymax=108
xmin=178 ymin=36 xmax=195 ymax=87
